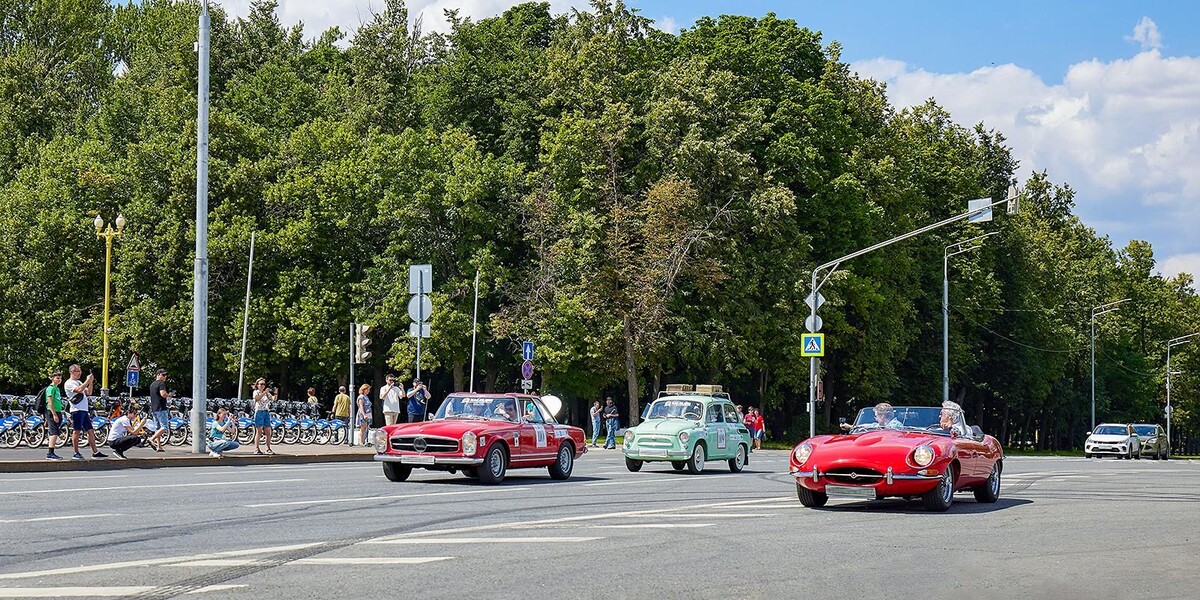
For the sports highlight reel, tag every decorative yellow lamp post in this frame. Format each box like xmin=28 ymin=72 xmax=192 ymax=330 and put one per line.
xmin=94 ymin=214 xmax=126 ymax=397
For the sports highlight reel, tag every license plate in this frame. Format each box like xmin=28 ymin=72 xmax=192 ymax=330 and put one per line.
xmin=639 ymin=448 xmax=668 ymax=458
xmin=825 ymin=484 xmax=877 ymax=500
xmin=401 ymin=455 xmax=436 ymax=465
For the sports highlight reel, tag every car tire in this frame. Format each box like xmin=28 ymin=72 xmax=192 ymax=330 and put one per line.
xmin=922 ymin=464 xmax=955 ymax=512
xmin=728 ymin=444 xmax=746 ymax=473
xmin=625 ymin=457 xmax=643 ymax=472
xmin=462 ymin=467 xmax=479 ymax=479
xmin=686 ymin=442 xmax=706 ymax=474
xmin=548 ymin=442 xmax=574 ymax=480
xmin=1084 ymin=453 xmax=1091 ymax=458
xmin=478 ymin=444 xmax=508 ymax=484
xmin=796 ymin=482 xmax=828 ymax=508
xmin=973 ymin=462 xmax=1001 ymax=503
xmin=382 ymin=462 xmax=411 ymax=482
xmin=670 ymin=461 xmax=685 ymax=471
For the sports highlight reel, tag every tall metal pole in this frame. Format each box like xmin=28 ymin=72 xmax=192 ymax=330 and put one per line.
xmin=1090 ymin=298 xmax=1130 ymax=431
xmin=237 ymin=232 xmax=255 ymax=400
xmin=348 ymin=322 xmax=355 ymax=445
xmin=416 ymin=279 xmax=424 ymax=381
xmin=102 ymin=235 xmax=113 ymax=396
xmin=808 ymin=269 xmax=818 ymax=439
xmin=191 ymin=0 xmax=211 ymax=454
xmin=469 ymin=269 xmax=479 ymax=392
xmin=1166 ymin=332 xmax=1199 ymax=455
xmin=942 ymin=251 xmax=949 ymax=405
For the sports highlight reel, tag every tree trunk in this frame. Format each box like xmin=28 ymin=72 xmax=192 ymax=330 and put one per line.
xmin=452 ymin=362 xmax=464 ymax=392
xmin=623 ymin=314 xmax=639 ymax=426
xmin=485 ymin=369 xmax=497 ymax=393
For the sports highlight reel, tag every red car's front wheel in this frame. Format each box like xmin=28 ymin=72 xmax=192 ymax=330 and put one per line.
xmin=922 ymin=464 xmax=955 ymax=511
xmin=796 ymin=482 xmax=827 ymax=508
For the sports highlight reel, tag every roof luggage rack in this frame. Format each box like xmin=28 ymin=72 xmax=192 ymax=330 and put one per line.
xmin=657 ymin=383 xmax=730 ymax=400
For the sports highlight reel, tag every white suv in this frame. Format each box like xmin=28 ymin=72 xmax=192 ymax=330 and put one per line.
xmin=1085 ymin=423 xmax=1142 ymax=459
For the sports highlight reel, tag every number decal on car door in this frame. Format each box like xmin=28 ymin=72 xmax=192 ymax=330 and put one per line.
xmin=533 ymin=425 xmax=547 ymax=448
xmin=717 ymin=427 xmax=727 ymax=450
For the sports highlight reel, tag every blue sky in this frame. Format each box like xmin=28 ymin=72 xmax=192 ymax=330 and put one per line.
xmin=127 ymin=1 xmax=1200 ymax=279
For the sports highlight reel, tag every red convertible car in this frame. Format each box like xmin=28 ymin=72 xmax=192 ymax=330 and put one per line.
xmin=373 ymin=393 xmax=587 ymax=484
xmin=789 ymin=404 xmax=1004 ymax=511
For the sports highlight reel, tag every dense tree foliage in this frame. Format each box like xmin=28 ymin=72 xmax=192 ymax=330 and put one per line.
xmin=2 ymin=0 xmax=1197 ymax=450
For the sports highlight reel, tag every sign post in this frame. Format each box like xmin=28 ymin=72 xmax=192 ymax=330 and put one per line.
xmin=125 ymin=353 xmax=140 ymax=402
xmin=521 ymin=342 xmax=534 ymax=392
xmin=409 ymin=264 xmax=433 ymax=380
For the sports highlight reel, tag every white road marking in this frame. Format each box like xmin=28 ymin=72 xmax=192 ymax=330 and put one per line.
xmin=0 ymin=587 xmax=153 ymax=597
xmin=365 ymin=536 xmax=601 ymax=545
xmin=0 ymin=479 xmax=306 ymax=496
xmin=0 ymin=543 xmax=322 ymax=580
xmin=244 ymin=487 xmax=530 ymax=508
xmin=293 ymin=558 xmax=452 ymax=565
xmin=0 ymin=475 xmax=129 ymax=483
xmin=584 ymin=474 xmax=737 ymax=487
xmin=636 ymin=513 xmax=771 ymax=518
xmin=0 ymin=514 xmax=121 ymax=524
xmin=591 ymin=523 xmax=714 ymax=529
xmin=187 ymin=586 xmax=248 ymax=594
xmin=371 ymin=496 xmax=793 ymax=541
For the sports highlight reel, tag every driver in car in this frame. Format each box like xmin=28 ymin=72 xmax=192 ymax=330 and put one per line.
xmin=934 ymin=401 xmax=965 ymax=434
xmin=493 ymin=400 xmax=516 ymax=421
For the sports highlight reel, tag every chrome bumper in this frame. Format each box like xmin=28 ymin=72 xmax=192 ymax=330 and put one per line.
xmin=374 ymin=454 xmax=484 ymax=466
xmin=789 ymin=466 xmax=941 ymax=485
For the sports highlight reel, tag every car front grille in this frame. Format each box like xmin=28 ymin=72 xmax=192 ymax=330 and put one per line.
xmin=635 ymin=436 xmax=674 ymax=447
xmin=391 ymin=435 xmax=459 ymax=453
xmin=824 ymin=467 xmax=884 ymax=485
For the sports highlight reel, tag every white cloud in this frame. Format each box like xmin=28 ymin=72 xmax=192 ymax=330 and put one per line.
xmin=851 ymin=22 xmax=1200 ymax=266
xmin=653 ymin=16 xmax=679 ymax=34
xmin=213 ymin=0 xmax=583 ymax=36
xmin=1127 ymin=16 xmax=1163 ymax=51
xmin=1161 ymin=253 xmax=1200 ymax=280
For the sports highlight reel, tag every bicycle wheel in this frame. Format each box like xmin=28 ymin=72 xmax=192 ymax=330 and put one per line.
xmin=23 ymin=425 xmax=45 ymax=448
xmin=299 ymin=427 xmax=316 ymax=445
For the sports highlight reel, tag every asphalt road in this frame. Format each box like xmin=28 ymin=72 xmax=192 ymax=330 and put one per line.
xmin=0 ymin=450 xmax=1197 ymax=600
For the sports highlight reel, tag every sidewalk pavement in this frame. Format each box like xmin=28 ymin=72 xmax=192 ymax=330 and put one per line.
xmin=0 ymin=441 xmax=375 ymax=473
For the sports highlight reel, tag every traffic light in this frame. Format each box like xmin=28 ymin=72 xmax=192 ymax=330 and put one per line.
xmin=354 ymin=324 xmax=373 ymax=363
xmin=1006 ymin=184 xmax=1020 ymax=216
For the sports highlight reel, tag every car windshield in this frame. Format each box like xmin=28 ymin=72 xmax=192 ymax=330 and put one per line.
xmin=645 ymin=399 xmax=704 ymax=420
xmin=434 ymin=396 xmax=519 ymax=422
xmin=849 ymin=406 xmax=966 ymax=436
xmin=1093 ymin=425 xmax=1128 ymax=435
xmin=1132 ymin=425 xmax=1157 ymax=436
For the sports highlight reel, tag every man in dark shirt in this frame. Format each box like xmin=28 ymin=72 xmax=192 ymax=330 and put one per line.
xmin=406 ymin=379 xmax=429 ymax=423
xmin=147 ymin=369 xmax=173 ymax=452
xmin=602 ymin=397 xmax=620 ymax=449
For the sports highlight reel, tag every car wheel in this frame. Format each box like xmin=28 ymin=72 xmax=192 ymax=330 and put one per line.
xmin=548 ymin=443 xmax=574 ymax=480
xmin=973 ymin=462 xmax=1001 ymax=503
xmin=686 ymin=442 xmax=707 ymax=474
xmin=922 ymin=464 xmax=955 ymax=512
xmin=796 ymin=482 xmax=828 ymax=508
xmin=670 ymin=461 xmax=685 ymax=471
xmin=462 ymin=467 xmax=479 ymax=479
xmin=1162 ymin=449 xmax=1169 ymax=461
xmin=625 ymin=457 xmax=643 ymax=472
xmin=382 ymin=462 xmax=411 ymax=482
xmin=728 ymin=445 xmax=746 ymax=473
xmin=1084 ymin=453 xmax=1091 ymax=458
xmin=478 ymin=444 xmax=508 ymax=484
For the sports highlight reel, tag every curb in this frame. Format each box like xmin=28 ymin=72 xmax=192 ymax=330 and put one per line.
xmin=0 ymin=452 xmax=375 ymax=473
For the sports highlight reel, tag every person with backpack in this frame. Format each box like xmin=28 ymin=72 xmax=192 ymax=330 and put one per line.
xmin=39 ymin=371 xmax=65 ymax=460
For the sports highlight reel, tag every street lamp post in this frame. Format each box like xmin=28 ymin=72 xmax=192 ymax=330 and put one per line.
xmin=943 ymin=232 xmax=997 ymax=404
xmin=807 ymin=185 xmax=1019 ymax=438
xmin=1090 ymin=298 xmax=1130 ymax=431
xmin=94 ymin=214 xmax=126 ymax=398
xmin=1166 ymin=332 xmax=1198 ymax=455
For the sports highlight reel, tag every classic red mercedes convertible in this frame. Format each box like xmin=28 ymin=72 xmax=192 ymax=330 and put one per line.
xmin=373 ymin=393 xmax=587 ymax=484
xmin=789 ymin=404 xmax=1003 ymax=511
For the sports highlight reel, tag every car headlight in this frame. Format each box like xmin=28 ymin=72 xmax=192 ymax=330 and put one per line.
xmin=678 ymin=431 xmax=689 ymax=445
xmin=624 ymin=431 xmax=634 ymax=447
xmin=912 ymin=445 xmax=934 ymax=467
xmin=374 ymin=434 xmax=388 ymax=453
xmin=793 ymin=443 xmax=813 ymax=466
xmin=462 ymin=432 xmax=478 ymax=456
xmin=1147 ymin=437 xmax=1157 ymax=444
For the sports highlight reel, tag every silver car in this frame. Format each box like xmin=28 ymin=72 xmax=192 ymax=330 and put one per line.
xmin=1132 ymin=424 xmax=1169 ymax=460
xmin=1085 ymin=423 xmax=1141 ymax=459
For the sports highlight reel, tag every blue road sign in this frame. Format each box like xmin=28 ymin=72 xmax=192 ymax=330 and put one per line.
xmin=801 ymin=333 xmax=825 ymax=357
xmin=126 ymin=369 xmax=139 ymax=388
xmin=522 ymin=341 xmax=534 ymax=361
xmin=521 ymin=360 xmax=535 ymax=380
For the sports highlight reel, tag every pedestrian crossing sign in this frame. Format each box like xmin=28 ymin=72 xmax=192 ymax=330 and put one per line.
xmin=801 ymin=333 xmax=825 ymax=357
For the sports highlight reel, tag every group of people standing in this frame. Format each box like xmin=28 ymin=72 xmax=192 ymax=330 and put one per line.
xmin=339 ymin=375 xmax=430 ymax=446
xmin=738 ymin=405 xmax=766 ymax=450
xmin=589 ymin=397 xmax=622 ymax=448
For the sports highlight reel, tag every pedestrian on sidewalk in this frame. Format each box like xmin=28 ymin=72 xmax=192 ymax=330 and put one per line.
xmin=602 ymin=397 xmax=620 ymax=449
xmin=380 ymin=374 xmax=403 ymax=426
xmin=746 ymin=406 xmax=765 ymax=450
xmin=43 ymin=371 xmax=65 ymax=460
xmin=356 ymin=384 xmax=372 ymax=446
xmin=106 ymin=403 xmax=147 ymax=459
xmin=589 ymin=400 xmax=602 ymax=447
xmin=405 ymin=378 xmax=428 ymax=423
xmin=65 ymin=364 xmax=105 ymax=460
xmin=208 ymin=407 xmax=240 ymax=457
xmin=332 ymin=386 xmax=350 ymax=423
xmin=252 ymin=378 xmax=276 ymax=455
xmin=147 ymin=369 xmax=173 ymax=452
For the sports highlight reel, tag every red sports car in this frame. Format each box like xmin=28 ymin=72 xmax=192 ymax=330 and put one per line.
xmin=373 ymin=393 xmax=587 ymax=484
xmin=789 ymin=404 xmax=1004 ymax=511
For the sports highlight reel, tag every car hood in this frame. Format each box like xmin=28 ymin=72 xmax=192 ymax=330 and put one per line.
xmin=806 ymin=430 xmax=952 ymax=463
xmin=381 ymin=419 xmax=512 ymax=439
xmin=1088 ymin=434 xmax=1131 ymax=443
xmin=631 ymin=419 xmax=700 ymax=435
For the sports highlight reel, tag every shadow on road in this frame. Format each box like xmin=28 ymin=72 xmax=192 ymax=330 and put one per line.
xmin=810 ymin=496 xmax=1032 ymax=514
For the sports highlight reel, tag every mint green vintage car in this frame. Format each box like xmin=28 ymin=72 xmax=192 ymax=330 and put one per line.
xmin=623 ymin=387 xmax=751 ymax=474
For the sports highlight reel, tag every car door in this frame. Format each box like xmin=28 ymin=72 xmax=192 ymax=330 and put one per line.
xmin=722 ymin=403 xmax=745 ymax=455
xmin=517 ymin=397 xmax=554 ymax=466
xmin=703 ymin=403 xmax=730 ymax=459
